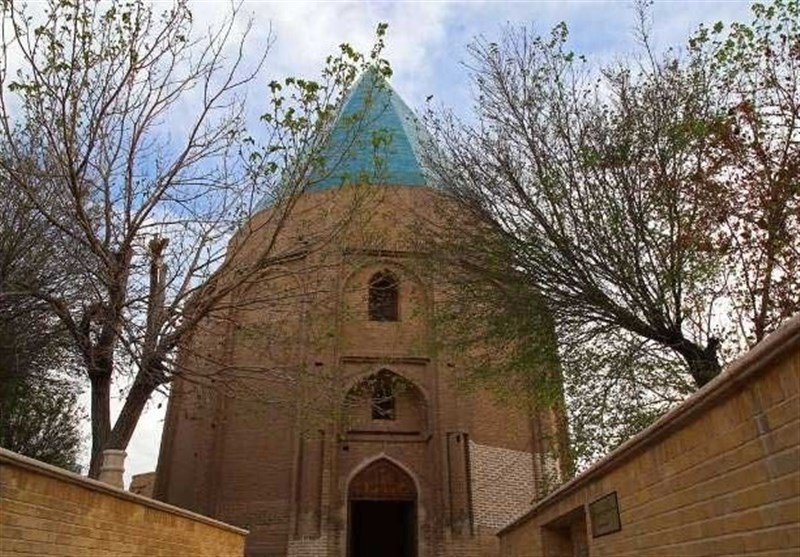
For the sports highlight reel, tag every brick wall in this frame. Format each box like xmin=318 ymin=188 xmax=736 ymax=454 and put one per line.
xmin=129 ymin=472 xmax=156 ymax=497
xmin=0 ymin=448 xmax=246 ymax=556
xmin=156 ymin=185 xmax=560 ymax=557
xmin=286 ymin=535 xmax=329 ymax=557
xmin=470 ymin=441 xmax=536 ymax=530
xmin=498 ymin=315 xmax=800 ymax=557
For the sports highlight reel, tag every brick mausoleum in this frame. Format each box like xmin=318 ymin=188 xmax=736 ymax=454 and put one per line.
xmin=154 ymin=72 xmax=567 ymax=557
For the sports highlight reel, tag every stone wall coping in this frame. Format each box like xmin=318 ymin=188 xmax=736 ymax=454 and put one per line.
xmin=0 ymin=447 xmax=248 ymax=536
xmin=498 ymin=312 xmax=800 ymax=536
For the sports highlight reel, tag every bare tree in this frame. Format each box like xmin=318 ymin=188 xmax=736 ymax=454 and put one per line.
xmin=0 ymin=0 xmax=391 ymax=477
xmin=423 ymin=2 xmax=797 ymax=464
xmin=426 ymin=22 xmax=726 ymax=386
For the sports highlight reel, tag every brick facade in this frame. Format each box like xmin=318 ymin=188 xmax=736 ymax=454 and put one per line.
xmin=498 ymin=315 xmax=800 ymax=557
xmin=129 ymin=471 xmax=156 ymax=497
xmin=469 ymin=441 xmax=536 ymax=530
xmin=0 ymin=448 xmax=245 ymax=557
xmin=154 ymin=185 xmax=566 ymax=557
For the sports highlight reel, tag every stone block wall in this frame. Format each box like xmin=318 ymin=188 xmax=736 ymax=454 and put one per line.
xmin=0 ymin=448 xmax=246 ymax=556
xmin=498 ymin=316 xmax=800 ymax=557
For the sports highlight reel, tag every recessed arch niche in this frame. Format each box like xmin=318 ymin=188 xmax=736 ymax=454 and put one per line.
xmin=343 ymin=370 xmax=428 ymax=435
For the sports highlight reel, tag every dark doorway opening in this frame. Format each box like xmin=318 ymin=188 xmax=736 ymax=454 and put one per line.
xmin=348 ymin=459 xmax=418 ymax=557
xmin=349 ymin=499 xmax=415 ymax=557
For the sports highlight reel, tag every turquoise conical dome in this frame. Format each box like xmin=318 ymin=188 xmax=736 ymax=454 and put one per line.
xmin=307 ymin=69 xmax=430 ymax=191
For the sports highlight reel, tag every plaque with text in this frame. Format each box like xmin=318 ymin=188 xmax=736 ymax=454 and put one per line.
xmin=589 ymin=492 xmax=621 ymax=537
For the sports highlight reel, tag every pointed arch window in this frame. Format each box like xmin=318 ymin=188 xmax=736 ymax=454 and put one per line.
xmin=368 ymin=271 xmax=398 ymax=321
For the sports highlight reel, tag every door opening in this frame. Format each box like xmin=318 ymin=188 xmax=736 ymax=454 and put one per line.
xmin=347 ymin=459 xmax=418 ymax=557
xmin=349 ymin=499 xmax=415 ymax=557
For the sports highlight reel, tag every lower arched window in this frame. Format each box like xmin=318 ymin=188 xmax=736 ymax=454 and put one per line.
xmin=371 ymin=370 xmax=396 ymax=420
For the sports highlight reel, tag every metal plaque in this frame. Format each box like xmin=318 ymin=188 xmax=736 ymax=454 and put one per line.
xmin=589 ymin=492 xmax=621 ymax=537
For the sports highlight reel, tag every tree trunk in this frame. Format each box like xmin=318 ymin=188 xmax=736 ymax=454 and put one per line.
xmin=106 ymin=375 xmax=158 ymax=456
xmin=88 ymin=374 xmax=112 ymax=478
xmin=673 ymin=337 xmax=722 ymax=388
xmin=87 ymin=372 xmax=157 ymax=479
xmin=754 ymin=248 xmax=777 ymax=343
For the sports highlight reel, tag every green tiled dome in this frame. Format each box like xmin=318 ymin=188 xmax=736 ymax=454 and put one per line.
xmin=308 ymin=70 xmax=430 ymax=191
xmin=255 ymin=70 xmax=431 ymax=210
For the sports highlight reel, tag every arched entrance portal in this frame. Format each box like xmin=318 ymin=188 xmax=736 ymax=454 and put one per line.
xmin=348 ymin=459 xmax=417 ymax=557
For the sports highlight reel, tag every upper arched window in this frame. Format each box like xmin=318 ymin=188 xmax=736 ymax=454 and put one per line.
xmin=368 ymin=271 xmax=398 ymax=321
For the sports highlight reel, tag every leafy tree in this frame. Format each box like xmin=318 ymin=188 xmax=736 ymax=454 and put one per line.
xmin=0 ymin=371 xmax=83 ymax=471
xmin=424 ymin=1 xmax=797 ymax=465
xmin=0 ymin=190 xmax=83 ymax=470
xmin=0 ymin=0 xmax=391 ymax=477
xmin=690 ymin=0 xmax=799 ymax=347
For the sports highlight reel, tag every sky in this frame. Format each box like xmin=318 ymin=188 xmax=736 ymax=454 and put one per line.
xmin=96 ymin=0 xmax=757 ymax=487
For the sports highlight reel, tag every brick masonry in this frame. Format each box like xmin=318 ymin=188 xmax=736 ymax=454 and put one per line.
xmin=286 ymin=535 xmax=329 ymax=557
xmin=469 ymin=441 xmax=536 ymax=530
xmin=129 ymin=472 xmax=156 ymax=498
xmin=154 ymin=186 xmax=568 ymax=557
xmin=0 ymin=448 xmax=245 ymax=557
xmin=498 ymin=315 xmax=800 ymax=557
